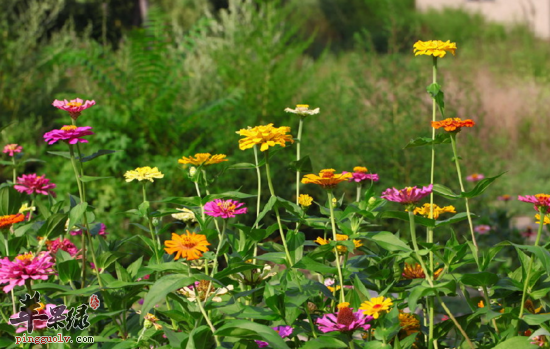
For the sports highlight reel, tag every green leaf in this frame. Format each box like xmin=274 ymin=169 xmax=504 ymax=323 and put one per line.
xmin=36 ymin=213 xmax=67 ymax=239
xmin=228 ymin=162 xmax=257 ymax=170
xmin=79 ymin=175 xmax=113 ymax=182
xmin=80 ymin=149 xmax=118 ymax=162
xmin=404 ymin=133 xmax=451 ymax=149
xmin=427 ymin=82 xmax=445 ymax=112
xmin=435 ymin=212 xmax=471 ymax=227
xmin=461 ymin=172 xmax=505 ymax=198
xmin=215 ymin=320 xmax=291 ymax=349
xmin=0 ymin=186 xmax=23 ymax=215
xmin=294 ymin=256 xmax=337 ymax=274
xmin=363 ymin=341 xmax=392 ymax=349
xmin=57 ymin=259 xmax=81 ymax=284
xmin=47 ymin=151 xmax=71 ymax=159
xmin=523 ymin=313 xmax=550 ymax=326
xmin=67 ymin=202 xmax=88 ymax=234
xmin=460 ymin=272 xmax=499 ymax=287
xmin=370 ymin=231 xmax=412 ymax=252
xmin=301 ymin=336 xmax=348 ymax=349
xmin=408 ymin=285 xmax=430 ymax=312
xmin=493 ymin=336 xmax=539 ymax=349
xmin=141 ymin=274 xmax=196 ymax=319
xmin=288 ymin=155 xmax=312 ymax=172
xmin=514 ymin=244 xmax=550 ymax=275
xmin=202 ymin=191 xmax=255 ymax=202
xmin=432 ymin=184 xmax=460 ymax=199
xmin=379 ymin=211 xmax=435 ymax=228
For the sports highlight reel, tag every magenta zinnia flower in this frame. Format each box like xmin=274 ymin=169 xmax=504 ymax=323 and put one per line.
xmin=474 ymin=225 xmax=491 ymax=235
xmin=3 ymin=144 xmax=23 ymax=157
xmin=14 ymin=174 xmax=56 ymax=197
xmin=466 ymin=173 xmax=484 ymax=182
xmin=343 ymin=167 xmax=379 ymax=183
xmin=381 ymin=184 xmax=433 ymax=206
xmin=204 ymin=199 xmax=247 ymax=219
xmin=46 ymin=238 xmax=79 ymax=258
xmin=255 ymin=326 xmax=293 ymax=348
xmin=71 ymin=223 xmax=107 ymax=237
xmin=52 ymin=98 xmax=95 ymax=120
xmin=10 ymin=303 xmax=67 ymax=333
xmin=0 ymin=252 xmax=55 ymax=293
xmin=43 ymin=125 xmax=94 ymax=145
xmin=316 ymin=305 xmax=373 ymax=333
xmin=518 ymin=194 xmax=550 ymax=213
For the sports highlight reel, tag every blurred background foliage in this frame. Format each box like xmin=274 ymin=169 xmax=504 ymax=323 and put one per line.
xmin=1 ymin=0 xmax=549 ymax=242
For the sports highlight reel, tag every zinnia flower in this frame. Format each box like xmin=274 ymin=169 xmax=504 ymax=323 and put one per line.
xmin=413 ymin=40 xmax=457 ymax=58
xmin=413 ymin=203 xmax=456 ymax=220
xmin=177 ymin=280 xmax=233 ymax=303
xmin=521 ymin=226 xmax=536 ymax=239
xmin=237 ymin=124 xmax=294 ymax=152
xmin=316 ymin=303 xmax=372 ymax=333
xmin=18 ymin=203 xmax=36 ymax=214
xmin=10 ymin=303 xmax=67 ymax=333
xmin=525 ymin=299 xmax=543 ymax=314
xmin=14 ymin=174 xmax=56 ymax=197
xmin=52 ymin=98 xmax=95 ymax=120
xmin=0 ymin=214 xmax=24 ymax=230
xmin=204 ymin=199 xmax=247 ymax=219
xmin=43 ymin=125 xmax=94 ymax=145
xmin=284 ymin=104 xmax=320 ymax=116
xmin=164 ymin=231 xmax=210 ymax=261
xmin=144 ymin=313 xmax=163 ymax=330
xmin=518 ymin=194 xmax=550 ymax=213
xmin=381 ymin=184 xmax=433 ymax=207
xmin=360 ymin=296 xmax=393 ymax=319
xmin=45 ymin=238 xmax=79 ymax=258
xmin=402 ymin=262 xmax=442 ymax=280
xmin=302 ymin=169 xmax=352 ymax=189
xmin=255 ymin=326 xmax=293 ymax=348
xmin=324 ymin=278 xmax=341 ymax=293
xmin=178 ymin=153 xmax=228 ymax=166
xmin=474 ymin=225 xmax=491 ymax=234
xmin=298 ymin=194 xmax=313 ymax=207
xmin=343 ymin=166 xmax=379 ymax=183
xmin=3 ymin=144 xmax=23 ymax=157
xmin=172 ymin=208 xmax=197 ymax=223
xmin=498 ymin=194 xmax=512 ymax=201
xmin=0 ymin=252 xmax=55 ymax=293
xmin=398 ymin=312 xmax=421 ymax=338
xmin=466 ymin=173 xmax=485 ymax=182
xmin=124 ymin=166 xmax=164 ymax=182
xmin=315 ymin=234 xmax=362 ymax=253
xmin=432 ymin=118 xmax=475 ymax=132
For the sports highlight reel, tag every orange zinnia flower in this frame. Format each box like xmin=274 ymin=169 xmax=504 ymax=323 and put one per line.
xmin=178 ymin=153 xmax=228 ymax=166
xmin=432 ymin=118 xmax=475 ymax=132
xmin=0 ymin=213 xmax=25 ymax=230
xmin=302 ymin=169 xmax=352 ymax=189
xmin=164 ymin=231 xmax=210 ymax=261
xmin=402 ymin=262 xmax=442 ymax=280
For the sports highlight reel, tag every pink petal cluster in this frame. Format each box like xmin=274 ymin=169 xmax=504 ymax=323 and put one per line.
xmin=0 ymin=252 xmax=55 ymax=293
xmin=343 ymin=171 xmax=380 ymax=183
xmin=518 ymin=194 xmax=550 ymax=213
xmin=43 ymin=125 xmax=94 ymax=145
xmin=466 ymin=173 xmax=485 ymax=182
xmin=255 ymin=326 xmax=293 ymax=348
xmin=52 ymin=98 xmax=95 ymax=120
xmin=204 ymin=199 xmax=247 ymax=219
xmin=10 ymin=303 xmax=67 ymax=333
xmin=46 ymin=238 xmax=79 ymax=258
xmin=381 ymin=184 xmax=433 ymax=205
xmin=70 ymin=223 xmax=107 ymax=237
xmin=474 ymin=225 xmax=491 ymax=235
xmin=3 ymin=144 xmax=23 ymax=157
xmin=316 ymin=307 xmax=372 ymax=333
xmin=14 ymin=174 xmax=56 ymax=197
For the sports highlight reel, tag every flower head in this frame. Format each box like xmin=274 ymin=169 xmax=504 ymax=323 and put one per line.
xmin=230 ymin=264 xmax=277 ymax=287
xmin=177 ymin=279 xmax=233 ymax=303
xmin=0 ymin=214 xmax=24 ymax=230
xmin=52 ymin=98 xmax=95 ymax=120
xmin=164 ymin=231 xmax=210 ymax=261
xmin=172 ymin=208 xmax=197 ymax=224
xmin=381 ymin=184 xmax=433 ymax=207
xmin=535 ymin=214 xmax=550 ymax=225
xmin=343 ymin=166 xmax=379 ymax=183
xmin=398 ymin=312 xmax=421 ymax=338
xmin=525 ymin=299 xmax=543 ymax=314
xmin=10 ymin=303 xmax=67 ymax=333
xmin=124 ymin=167 xmax=164 ymax=182
xmin=204 ymin=199 xmax=247 ymax=219
xmin=298 ymin=194 xmax=313 ymax=207
xmin=3 ymin=144 xmax=23 ymax=157
xmin=402 ymin=262 xmax=442 ymax=280
xmin=518 ymin=194 xmax=550 ymax=213
xmin=432 ymin=118 xmax=475 ymax=132
xmin=237 ymin=124 xmax=294 ymax=152
xmin=144 ymin=313 xmax=163 ymax=330
xmin=413 ymin=40 xmax=457 ymax=58
xmin=521 ymin=226 xmax=536 ymax=239
xmin=45 ymin=238 xmax=79 ymax=258
xmin=498 ymin=194 xmax=512 ymax=201
xmin=466 ymin=173 xmax=485 ymax=182
xmin=302 ymin=169 xmax=353 ymax=189
xmin=315 ymin=234 xmax=362 ymax=253
xmin=284 ymin=104 xmax=320 ymax=116
xmin=178 ymin=153 xmax=228 ymax=167
xmin=255 ymin=326 xmax=293 ymax=348
xmin=316 ymin=304 xmax=372 ymax=333
xmin=14 ymin=174 xmax=56 ymax=197
xmin=0 ymin=252 xmax=55 ymax=293
xmin=474 ymin=225 xmax=491 ymax=235
xmin=413 ymin=203 xmax=456 ymax=220
xmin=359 ymin=296 xmax=393 ymax=319
xmin=43 ymin=125 xmax=94 ymax=145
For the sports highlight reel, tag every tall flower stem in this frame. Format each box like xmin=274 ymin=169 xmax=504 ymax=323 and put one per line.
xmin=518 ymin=209 xmax=546 ymax=319
xmin=327 ymin=190 xmax=346 ymax=304
xmin=253 ymin=145 xmax=262 ymax=229
xmin=408 ymin=211 xmax=474 ymax=349
xmin=295 ymin=117 xmax=304 ymax=205
xmin=355 ymin=184 xmax=362 ymax=202
xmin=264 ymin=152 xmax=293 ymax=266
xmin=2 ymin=234 xmax=17 ymax=314
xmin=11 ymin=156 xmax=16 ymax=183
xmin=195 ymin=293 xmax=221 ymax=347
xmin=449 ymin=134 xmax=478 ymax=251
xmin=142 ymin=183 xmax=159 ymax=263
xmin=210 ymin=219 xmax=227 ymax=277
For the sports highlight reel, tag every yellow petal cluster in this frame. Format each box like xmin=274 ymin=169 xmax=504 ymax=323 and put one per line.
xmin=298 ymin=194 xmax=313 ymax=207
xmin=360 ymin=296 xmax=393 ymax=319
xmin=413 ymin=203 xmax=456 ymax=220
xmin=314 ymin=234 xmax=362 ymax=253
xmin=124 ymin=166 xmax=164 ymax=182
xmin=398 ymin=312 xmax=420 ymax=337
xmin=178 ymin=153 xmax=228 ymax=166
xmin=237 ymin=124 xmax=294 ymax=152
xmin=302 ymin=169 xmax=352 ymax=189
xmin=535 ymin=214 xmax=550 ymax=225
xmin=413 ymin=40 xmax=457 ymax=58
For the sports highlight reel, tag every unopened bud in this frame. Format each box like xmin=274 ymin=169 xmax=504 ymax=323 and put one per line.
xmin=189 ymin=166 xmax=197 ymax=177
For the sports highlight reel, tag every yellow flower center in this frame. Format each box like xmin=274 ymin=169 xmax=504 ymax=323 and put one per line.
xmin=66 ymin=102 xmax=83 ymax=108
xmin=15 ymin=252 xmax=34 ymax=261
xmin=296 ymin=104 xmax=309 ymax=109
xmin=61 ymin=125 xmax=77 ymax=131
xmin=535 ymin=194 xmax=550 ymax=200
xmin=406 ymin=187 xmax=413 ymax=194
xmin=217 ymin=201 xmax=236 ymax=211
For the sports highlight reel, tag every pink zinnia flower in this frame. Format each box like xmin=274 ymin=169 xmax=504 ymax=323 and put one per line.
xmin=343 ymin=166 xmax=379 ymax=183
xmin=204 ymin=199 xmax=247 ymax=219
xmin=316 ymin=305 xmax=372 ymax=333
xmin=14 ymin=174 xmax=56 ymax=197
xmin=255 ymin=326 xmax=293 ymax=348
xmin=381 ymin=184 xmax=433 ymax=206
xmin=52 ymin=98 xmax=95 ymax=120
xmin=72 ymin=223 xmax=107 ymax=237
xmin=518 ymin=194 xmax=550 ymax=213
xmin=466 ymin=173 xmax=485 ymax=182
xmin=46 ymin=238 xmax=79 ymax=258
xmin=497 ymin=195 xmax=512 ymax=202
xmin=474 ymin=225 xmax=491 ymax=235
xmin=0 ymin=252 xmax=55 ymax=293
xmin=10 ymin=303 xmax=67 ymax=333
xmin=3 ymin=144 xmax=23 ymax=157
xmin=43 ymin=125 xmax=94 ymax=145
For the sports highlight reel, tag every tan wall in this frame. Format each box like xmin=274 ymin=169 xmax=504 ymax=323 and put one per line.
xmin=416 ymin=0 xmax=550 ymax=39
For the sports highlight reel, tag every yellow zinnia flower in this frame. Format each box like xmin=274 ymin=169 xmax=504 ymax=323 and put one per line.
xmin=298 ymin=194 xmax=313 ymax=207
xmin=413 ymin=40 xmax=457 ymax=58
xmin=360 ymin=296 xmax=393 ymax=319
xmin=413 ymin=203 xmax=456 ymax=220
xmin=237 ymin=124 xmax=294 ymax=152
xmin=178 ymin=153 xmax=228 ymax=166
xmin=164 ymin=230 xmax=210 ymax=261
xmin=124 ymin=166 xmax=164 ymax=182
xmin=315 ymin=234 xmax=362 ymax=253
xmin=302 ymin=169 xmax=352 ymax=189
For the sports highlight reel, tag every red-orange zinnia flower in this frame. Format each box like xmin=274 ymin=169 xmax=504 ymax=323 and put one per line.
xmin=431 ymin=118 xmax=475 ymax=132
xmin=0 ymin=214 xmax=24 ymax=230
xmin=164 ymin=231 xmax=210 ymax=261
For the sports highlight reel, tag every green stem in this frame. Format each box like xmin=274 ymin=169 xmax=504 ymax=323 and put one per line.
xmin=518 ymin=209 xmax=546 ymax=319
xmin=296 ymin=117 xmax=304 ymax=205
xmin=194 ymin=180 xmax=206 ymax=222
xmin=264 ymin=152 xmax=293 ymax=266
xmin=210 ymin=220 xmax=227 ymax=277
xmin=482 ymin=285 xmax=499 ymax=333
xmin=327 ymin=190 xmax=345 ymax=304
xmin=195 ymin=289 xmax=221 ymax=347
xmin=11 ymin=156 xmax=16 ymax=183
xmin=253 ymin=145 xmax=262 ymax=229
xmin=356 ymin=184 xmax=362 ymax=202
xmin=449 ymin=134 xmax=478 ymax=252
xmin=3 ymin=235 xmax=17 ymax=315
xmin=142 ymin=183 xmax=159 ymax=263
